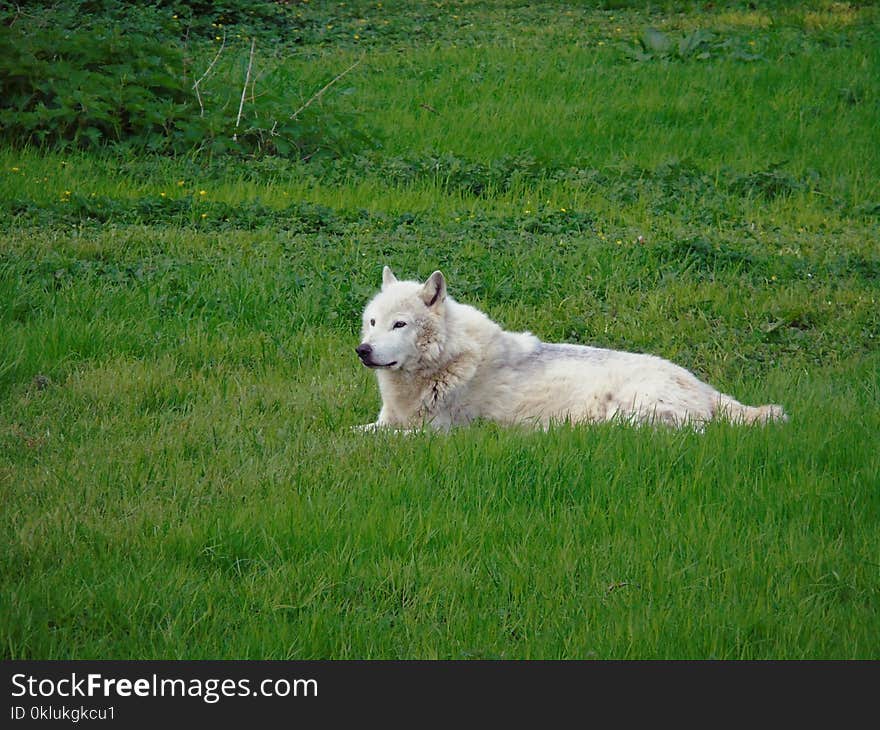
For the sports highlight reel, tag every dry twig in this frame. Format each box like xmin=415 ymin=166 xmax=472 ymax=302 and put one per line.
xmin=233 ymin=38 xmax=257 ymax=142
xmin=290 ymin=57 xmax=363 ymax=120
xmin=192 ymin=29 xmax=226 ymax=118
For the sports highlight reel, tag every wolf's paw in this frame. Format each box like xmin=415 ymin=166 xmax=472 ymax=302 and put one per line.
xmin=351 ymin=422 xmax=381 ymax=433
xmin=351 ymin=422 xmax=423 ymax=436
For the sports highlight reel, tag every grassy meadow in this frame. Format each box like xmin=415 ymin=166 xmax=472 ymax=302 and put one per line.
xmin=1 ymin=1 xmax=879 ymax=659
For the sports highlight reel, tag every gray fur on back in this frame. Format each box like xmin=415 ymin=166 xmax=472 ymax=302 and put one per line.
xmin=508 ymin=341 xmax=615 ymax=371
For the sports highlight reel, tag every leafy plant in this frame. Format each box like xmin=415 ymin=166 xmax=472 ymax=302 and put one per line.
xmin=621 ymin=27 xmax=760 ymax=63
xmin=729 ymin=163 xmax=812 ymax=200
xmin=0 ymin=4 xmax=370 ymax=159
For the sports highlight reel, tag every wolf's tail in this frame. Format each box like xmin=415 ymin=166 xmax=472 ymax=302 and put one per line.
xmin=714 ymin=394 xmax=788 ymax=425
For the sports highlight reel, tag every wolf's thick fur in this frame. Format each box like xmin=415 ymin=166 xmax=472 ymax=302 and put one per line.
xmin=355 ymin=267 xmax=787 ymax=430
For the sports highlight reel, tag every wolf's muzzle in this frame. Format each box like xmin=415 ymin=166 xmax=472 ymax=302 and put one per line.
xmin=355 ymin=343 xmax=396 ymax=368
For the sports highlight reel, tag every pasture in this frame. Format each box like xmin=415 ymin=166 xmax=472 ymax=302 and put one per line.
xmin=1 ymin=1 xmax=878 ymax=658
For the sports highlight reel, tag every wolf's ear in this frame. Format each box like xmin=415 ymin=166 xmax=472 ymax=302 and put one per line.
xmin=420 ymin=270 xmax=446 ymax=308
xmin=382 ymin=265 xmax=398 ymax=289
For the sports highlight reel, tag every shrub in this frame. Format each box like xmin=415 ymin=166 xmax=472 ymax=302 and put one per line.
xmin=0 ymin=2 xmax=370 ymax=159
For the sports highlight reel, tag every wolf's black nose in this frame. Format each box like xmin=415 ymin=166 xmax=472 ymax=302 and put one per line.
xmin=355 ymin=343 xmax=372 ymax=358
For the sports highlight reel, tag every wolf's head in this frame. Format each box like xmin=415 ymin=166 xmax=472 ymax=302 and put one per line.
xmin=356 ymin=266 xmax=447 ymax=372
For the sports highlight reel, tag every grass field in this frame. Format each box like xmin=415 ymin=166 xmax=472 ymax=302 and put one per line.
xmin=2 ymin=1 xmax=879 ymax=659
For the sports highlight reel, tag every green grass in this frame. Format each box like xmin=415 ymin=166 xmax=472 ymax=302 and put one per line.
xmin=2 ymin=1 xmax=879 ymax=659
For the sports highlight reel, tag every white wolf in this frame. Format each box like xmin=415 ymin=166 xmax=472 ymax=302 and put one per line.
xmin=355 ymin=267 xmax=787 ymax=431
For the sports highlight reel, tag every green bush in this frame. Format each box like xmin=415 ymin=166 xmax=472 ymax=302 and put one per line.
xmin=0 ymin=3 xmax=369 ymax=159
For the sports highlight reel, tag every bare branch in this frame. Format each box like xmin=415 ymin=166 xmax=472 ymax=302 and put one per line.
xmin=233 ymin=38 xmax=257 ymax=142
xmin=290 ymin=57 xmax=362 ymax=121
xmin=9 ymin=4 xmax=24 ymax=27
xmin=181 ymin=25 xmax=191 ymax=84
xmin=192 ymin=29 xmax=226 ymax=118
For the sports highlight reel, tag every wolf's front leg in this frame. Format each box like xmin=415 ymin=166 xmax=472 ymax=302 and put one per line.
xmin=351 ymin=407 xmax=445 ymax=434
xmin=351 ymin=405 xmax=414 ymax=433
xmin=351 ymin=408 xmax=394 ymax=431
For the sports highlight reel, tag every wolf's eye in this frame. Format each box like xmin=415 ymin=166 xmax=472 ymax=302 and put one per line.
xmin=392 ymin=321 xmax=406 ymax=329
xmin=370 ymin=319 xmax=375 ymax=327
